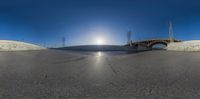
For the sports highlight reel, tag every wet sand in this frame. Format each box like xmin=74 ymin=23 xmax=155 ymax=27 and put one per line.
xmin=0 ymin=50 xmax=200 ymax=99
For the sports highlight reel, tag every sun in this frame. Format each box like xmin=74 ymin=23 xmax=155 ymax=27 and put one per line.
xmin=96 ymin=37 xmax=104 ymax=45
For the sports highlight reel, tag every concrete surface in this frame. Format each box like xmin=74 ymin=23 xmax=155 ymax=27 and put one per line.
xmin=0 ymin=50 xmax=200 ymax=99
xmin=0 ymin=40 xmax=46 ymax=51
xmin=167 ymin=40 xmax=200 ymax=51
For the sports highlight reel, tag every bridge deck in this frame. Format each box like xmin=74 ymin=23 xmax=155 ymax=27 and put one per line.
xmin=125 ymin=38 xmax=181 ymax=48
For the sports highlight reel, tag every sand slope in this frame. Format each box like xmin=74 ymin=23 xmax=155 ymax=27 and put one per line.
xmin=0 ymin=40 xmax=46 ymax=51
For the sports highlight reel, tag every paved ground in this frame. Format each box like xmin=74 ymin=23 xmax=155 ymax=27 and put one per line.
xmin=0 ymin=50 xmax=200 ymax=99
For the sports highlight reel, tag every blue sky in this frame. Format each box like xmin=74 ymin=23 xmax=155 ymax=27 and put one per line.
xmin=0 ymin=0 xmax=200 ymax=47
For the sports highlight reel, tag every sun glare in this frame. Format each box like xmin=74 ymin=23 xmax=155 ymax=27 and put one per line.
xmin=96 ymin=37 xmax=104 ymax=45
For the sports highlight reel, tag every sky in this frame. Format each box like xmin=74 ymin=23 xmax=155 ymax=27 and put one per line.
xmin=0 ymin=0 xmax=200 ymax=47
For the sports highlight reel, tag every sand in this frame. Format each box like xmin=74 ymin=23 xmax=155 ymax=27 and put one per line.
xmin=0 ymin=50 xmax=200 ymax=99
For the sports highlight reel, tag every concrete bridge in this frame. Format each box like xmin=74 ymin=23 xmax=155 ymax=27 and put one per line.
xmin=125 ymin=21 xmax=182 ymax=49
xmin=125 ymin=39 xmax=181 ymax=48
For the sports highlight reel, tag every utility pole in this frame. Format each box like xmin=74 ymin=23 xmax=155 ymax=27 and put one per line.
xmin=62 ymin=37 xmax=66 ymax=47
xmin=127 ymin=31 xmax=132 ymax=46
xmin=169 ymin=21 xmax=174 ymax=43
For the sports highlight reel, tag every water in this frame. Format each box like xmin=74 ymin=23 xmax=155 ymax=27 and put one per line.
xmin=66 ymin=50 xmax=137 ymax=56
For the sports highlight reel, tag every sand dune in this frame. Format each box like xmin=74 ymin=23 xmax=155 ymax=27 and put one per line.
xmin=0 ymin=40 xmax=46 ymax=51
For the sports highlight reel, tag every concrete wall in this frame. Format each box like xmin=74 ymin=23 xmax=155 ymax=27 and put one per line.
xmin=0 ymin=40 xmax=46 ymax=51
xmin=167 ymin=40 xmax=200 ymax=51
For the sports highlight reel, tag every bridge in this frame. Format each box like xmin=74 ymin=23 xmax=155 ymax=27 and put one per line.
xmin=125 ymin=21 xmax=181 ymax=49
xmin=125 ymin=39 xmax=181 ymax=48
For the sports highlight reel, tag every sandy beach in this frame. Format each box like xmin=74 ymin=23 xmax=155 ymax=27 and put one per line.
xmin=0 ymin=50 xmax=200 ymax=99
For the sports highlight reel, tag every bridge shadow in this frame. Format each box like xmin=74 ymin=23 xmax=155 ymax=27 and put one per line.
xmin=126 ymin=48 xmax=166 ymax=54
